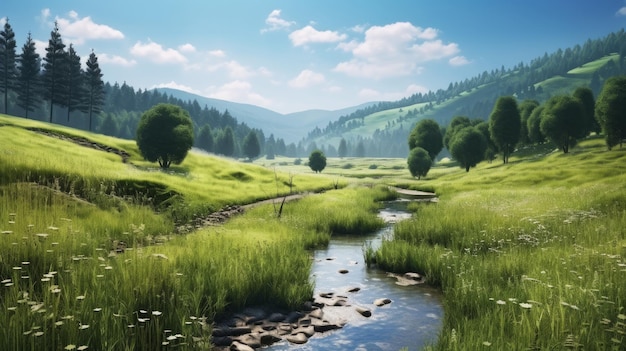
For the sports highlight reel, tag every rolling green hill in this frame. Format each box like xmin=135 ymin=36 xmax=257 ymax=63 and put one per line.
xmin=302 ymin=29 xmax=626 ymax=157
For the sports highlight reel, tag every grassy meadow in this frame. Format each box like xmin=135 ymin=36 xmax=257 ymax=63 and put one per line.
xmin=366 ymin=137 xmax=626 ymax=350
xmin=2 ymin=112 xmax=626 ymax=351
xmin=0 ymin=114 xmax=390 ymax=350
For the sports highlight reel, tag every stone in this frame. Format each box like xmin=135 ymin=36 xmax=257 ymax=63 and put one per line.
xmin=309 ymin=308 xmax=324 ymax=319
xmin=268 ymin=313 xmax=286 ymax=323
xmin=260 ymin=333 xmax=282 ymax=345
xmin=347 ymin=287 xmax=361 ymax=293
xmin=374 ymin=298 xmax=392 ymax=306
xmin=296 ymin=325 xmax=316 ymax=337
xmin=355 ymin=306 xmax=372 ymax=317
xmin=319 ymin=292 xmax=334 ymax=298
xmin=285 ymin=311 xmax=304 ymax=324
xmin=286 ymin=332 xmax=309 ymax=344
xmin=230 ymin=341 xmax=254 ymax=351
xmin=338 ymin=269 xmax=349 ymax=274
xmin=236 ymin=334 xmax=261 ymax=349
xmin=311 ymin=319 xmax=343 ymax=333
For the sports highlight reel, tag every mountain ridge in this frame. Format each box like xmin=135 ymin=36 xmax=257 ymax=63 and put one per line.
xmin=156 ymin=88 xmax=378 ymax=143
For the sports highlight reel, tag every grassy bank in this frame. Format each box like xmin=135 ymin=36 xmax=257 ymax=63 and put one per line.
xmin=0 ymin=114 xmax=388 ymax=350
xmin=367 ymin=137 xmax=626 ymax=350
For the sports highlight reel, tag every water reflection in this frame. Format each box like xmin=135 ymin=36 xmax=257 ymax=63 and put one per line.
xmin=268 ymin=201 xmax=443 ymax=351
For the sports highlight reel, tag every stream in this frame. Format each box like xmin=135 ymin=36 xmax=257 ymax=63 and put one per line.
xmin=267 ymin=200 xmax=443 ymax=351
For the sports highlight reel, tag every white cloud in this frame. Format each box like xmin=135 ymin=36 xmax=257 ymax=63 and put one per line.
xmin=351 ymin=24 xmax=366 ymax=33
xmin=289 ymin=69 xmax=325 ymax=88
xmin=130 ymin=40 xmax=187 ymax=64
xmin=449 ymin=55 xmax=470 ymax=66
xmin=209 ymin=49 xmax=226 ymax=58
xmin=617 ymin=7 xmax=626 ymax=16
xmin=261 ymin=9 xmax=295 ymax=33
xmin=405 ymin=84 xmax=429 ymax=95
xmin=334 ymin=22 xmax=460 ymax=79
xmin=33 ymin=39 xmax=47 ymax=57
xmin=39 ymin=8 xmax=51 ymax=25
xmin=55 ymin=11 xmax=124 ymax=45
xmin=152 ymin=81 xmax=201 ymax=95
xmin=289 ymin=25 xmax=347 ymax=46
xmin=209 ymin=80 xmax=272 ymax=107
xmin=99 ymin=53 xmax=137 ymax=67
xmin=178 ymin=43 xmax=196 ymax=53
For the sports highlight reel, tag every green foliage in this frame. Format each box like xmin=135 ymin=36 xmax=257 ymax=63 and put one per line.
xmin=369 ymin=138 xmax=626 ymax=350
xmin=489 ymin=96 xmax=521 ymax=163
xmin=443 ymin=116 xmax=471 ymax=150
xmin=1 ymin=19 xmax=17 ymax=115
xmin=195 ymin=124 xmax=213 ymax=152
xmin=449 ymin=126 xmax=487 ymax=172
xmin=215 ymin=126 xmax=235 ymax=156
xmin=573 ymin=86 xmax=597 ymax=134
xmin=518 ymin=99 xmax=539 ymax=145
xmin=84 ymin=50 xmax=104 ymax=131
xmin=136 ymin=103 xmax=194 ymax=168
xmin=407 ymin=147 xmax=432 ymax=179
xmin=338 ymin=138 xmax=348 ymax=158
xmin=308 ymin=149 xmax=327 ymax=173
xmin=527 ymin=106 xmax=545 ymax=144
xmin=474 ymin=121 xmax=497 ymax=162
xmin=595 ymin=75 xmax=626 ymax=149
xmin=15 ymin=33 xmax=41 ymax=119
xmin=408 ymin=118 xmax=443 ymax=161
xmin=540 ymin=95 xmax=585 ymax=153
xmin=242 ymin=130 xmax=261 ymax=160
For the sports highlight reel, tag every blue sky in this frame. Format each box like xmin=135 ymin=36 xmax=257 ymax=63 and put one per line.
xmin=2 ymin=1 xmax=626 ymax=114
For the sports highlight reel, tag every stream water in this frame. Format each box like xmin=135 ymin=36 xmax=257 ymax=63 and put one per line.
xmin=268 ymin=200 xmax=443 ymax=351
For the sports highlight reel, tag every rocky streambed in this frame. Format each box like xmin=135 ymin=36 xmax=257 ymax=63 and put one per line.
xmin=212 ymin=271 xmax=424 ymax=350
xmin=214 ymin=200 xmax=443 ymax=350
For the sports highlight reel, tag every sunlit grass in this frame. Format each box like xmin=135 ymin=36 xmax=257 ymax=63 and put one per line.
xmin=368 ymin=137 xmax=626 ymax=350
xmin=0 ymin=115 xmax=387 ymax=350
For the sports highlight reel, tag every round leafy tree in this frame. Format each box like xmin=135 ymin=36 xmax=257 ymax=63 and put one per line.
xmin=136 ymin=103 xmax=194 ymax=169
xmin=449 ymin=127 xmax=487 ymax=172
xmin=408 ymin=119 xmax=443 ymax=161
xmin=489 ymin=96 xmax=521 ymax=164
xmin=540 ymin=95 xmax=585 ymax=153
xmin=407 ymin=147 xmax=431 ymax=179
xmin=595 ymin=76 xmax=626 ymax=149
xmin=308 ymin=149 xmax=327 ymax=173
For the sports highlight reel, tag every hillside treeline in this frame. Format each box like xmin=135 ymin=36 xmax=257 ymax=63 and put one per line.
xmin=302 ymin=29 xmax=626 ymax=157
xmin=0 ymin=19 xmax=294 ymax=160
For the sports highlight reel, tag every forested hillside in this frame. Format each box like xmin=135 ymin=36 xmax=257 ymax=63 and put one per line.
xmin=302 ymin=29 xmax=626 ymax=158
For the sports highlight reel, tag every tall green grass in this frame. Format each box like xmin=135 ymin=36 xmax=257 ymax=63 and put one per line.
xmin=367 ymin=139 xmax=626 ymax=350
xmin=0 ymin=123 xmax=387 ymax=351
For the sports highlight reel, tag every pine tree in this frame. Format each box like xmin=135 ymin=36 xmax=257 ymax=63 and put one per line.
xmin=42 ymin=22 xmax=67 ymax=122
xmin=16 ymin=33 xmax=42 ymax=118
xmin=0 ymin=19 xmax=17 ymax=114
xmin=64 ymin=44 xmax=84 ymax=122
xmin=84 ymin=50 xmax=104 ymax=131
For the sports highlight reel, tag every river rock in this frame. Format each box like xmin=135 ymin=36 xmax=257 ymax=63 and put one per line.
xmin=260 ymin=333 xmax=282 ymax=345
xmin=293 ymin=325 xmax=315 ymax=337
xmin=319 ymin=292 xmax=334 ymax=298
xmin=212 ymin=336 xmax=233 ymax=347
xmin=309 ymin=308 xmax=324 ymax=319
xmin=285 ymin=311 xmax=304 ymax=324
xmin=311 ymin=319 xmax=344 ymax=332
xmin=355 ymin=306 xmax=372 ymax=317
xmin=268 ymin=313 xmax=286 ymax=323
xmin=286 ymin=332 xmax=309 ymax=344
xmin=374 ymin=298 xmax=392 ymax=306
xmin=338 ymin=269 xmax=349 ymax=274
xmin=347 ymin=287 xmax=361 ymax=293
xmin=230 ymin=341 xmax=254 ymax=351
xmin=235 ymin=334 xmax=262 ymax=349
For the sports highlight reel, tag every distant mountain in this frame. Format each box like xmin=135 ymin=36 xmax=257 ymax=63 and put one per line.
xmin=300 ymin=28 xmax=626 ymax=157
xmin=156 ymin=88 xmax=377 ymax=143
